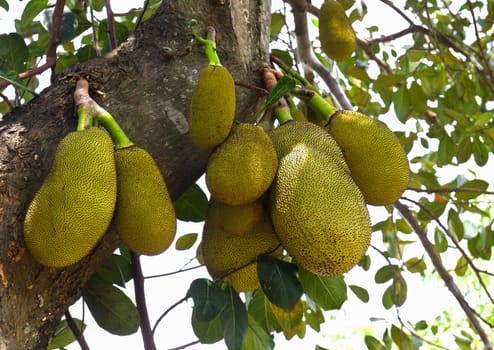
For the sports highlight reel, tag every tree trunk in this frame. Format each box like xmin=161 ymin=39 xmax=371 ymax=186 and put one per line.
xmin=0 ymin=1 xmax=271 ymax=348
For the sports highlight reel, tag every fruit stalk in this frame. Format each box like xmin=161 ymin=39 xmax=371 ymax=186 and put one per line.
xmin=190 ymin=20 xmax=221 ymax=66
xmin=73 ymin=79 xmax=133 ymax=148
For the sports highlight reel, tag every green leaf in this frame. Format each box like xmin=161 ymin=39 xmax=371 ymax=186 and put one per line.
xmin=456 ymin=137 xmax=472 ymax=163
xmin=191 ymin=309 xmax=223 ymax=344
xmin=173 ymin=184 xmax=209 ymax=222
xmin=393 ymin=85 xmax=412 ymax=123
xmin=269 ymin=299 xmax=304 ymax=340
xmin=456 ymin=179 xmax=489 ymax=200
xmin=390 ymin=325 xmax=418 ymax=350
xmin=454 ymin=255 xmax=468 ymax=276
xmin=243 ymin=315 xmax=274 ymax=350
xmin=409 ymin=81 xmax=427 ymax=115
xmin=262 ymin=75 xmax=297 ymax=109
xmin=0 ymin=0 xmax=8 ymax=11
xmin=382 ymin=285 xmax=394 ymax=309
xmin=392 ymin=272 xmax=407 ymax=307
xmin=304 ymin=304 xmax=325 ymax=332
xmin=247 ymin=289 xmax=281 ymax=333
xmin=257 ymin=255 xmax=303 ymax=310
xmin=175 ymin=232 xmax=198 ymax=250
xmin=89 ymin=0 xmax=105 ymax=12
xmin=270 ymin=12 xmax=285 ymax=40
xmin=404 ymin=257 xmax=426 ymax=276
xmin=472 ymin=136 xmax=489 ymax=166
xmin=434 ymin=228 xmax=448 ymax=253
xmin=58 ymin=10 xmax=78 ymax=42
xmin=82 ymin=277 xmax=139 ymax=335
xmin=47 ymin=318 xmax=86 ymax=349
xmin=374 ymin=265 xmax=396 ymax=284
xmin=364 ymin=335 xmax=386 ymax=350
xmin=220 ymin=285 xmax=248 ymax=350
xmin=22 ymin=0 xmax=48 ymax=25
xmin=447 ymin=208 xmax=464 ymax=241
xmin=349 ymin=284 xmax=369 ymax=302
xmin=189 ymin=279 xmax=227 ymax=322
xmin=299 ymin=268 xmax=347 ymax=310
xmin=373 ymin=73 xmax=405 ymax=88
xmin=0 ymin=33 xmax=29 ymax=73
xmin=93 ymin=254 xmax=132 ymax=287
xmin=437 ymin=132 xmax=455 ymax=165
xmin=270 ymin=49 xmax=293 ymax=68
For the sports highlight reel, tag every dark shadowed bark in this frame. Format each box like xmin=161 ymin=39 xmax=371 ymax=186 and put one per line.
xmin=0 ymin=1 xmax=271 ymax=348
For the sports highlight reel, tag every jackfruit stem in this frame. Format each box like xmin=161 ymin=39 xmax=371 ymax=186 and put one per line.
xmin=190 ymin=21 xmax=221 ymax=66
xmin=274 ymin=105 xmax=293 ymax=124
xmin=76 ymin=107 xmax=93 ymax=131
xmin=97 ymin=112 xmax=134 ymax=149
xmin=295 ymin=89 xmax=336 ymax=124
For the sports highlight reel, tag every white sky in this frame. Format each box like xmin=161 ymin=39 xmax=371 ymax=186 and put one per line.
xmin=1 ymin=1 xmax=493 ymax=349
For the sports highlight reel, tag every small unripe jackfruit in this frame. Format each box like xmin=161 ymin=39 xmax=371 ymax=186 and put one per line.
xmin=206 ymin=198 xmax=264 ymax=236
xmin=269 ymin=121 xmax=371 ymax=277
xmin=206 ymin=123 xmax=278 ymax=205
xmin=319 ymin=0 xmax=357 ymax=61
xmin=201 ymin=209 xmax=281 ymax=292
xmin=114 ymin=146 xmax=176 ymax=255
xmin=24 ymin=127 xmax=117 ymax=267
xmin=325 ymin=110 xmax=410 ymax=206
xmin=189 ymin=64 xmax=236 ymax=149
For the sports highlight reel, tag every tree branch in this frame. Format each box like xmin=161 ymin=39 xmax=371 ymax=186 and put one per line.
xmin=394 ymin=200 xmax=493 ymax=350
xmin=131 ymin=252 xmax=157 ymax=350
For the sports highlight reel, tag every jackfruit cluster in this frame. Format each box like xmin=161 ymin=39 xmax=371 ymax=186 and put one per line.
xmin=24 ymin=126 xmax=177 ymax=267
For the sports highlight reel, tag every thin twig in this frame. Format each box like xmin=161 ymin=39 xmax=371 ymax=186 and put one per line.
xmin=65 ymin=310 xmax=90 ymax=350
xmin=131 ymin=252 xmax=157 ymax=350
xmin=152 ymin=296 xmax=188 ymax=335
xmin=167 ymin=340 xmax=201 ymax=350
xmin=394 ymin=201 xmax=493 ymax=350
xmin=408 ymin=187 xmax=494 ymax=196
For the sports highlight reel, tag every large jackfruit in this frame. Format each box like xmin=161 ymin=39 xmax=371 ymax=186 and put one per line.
xmin=206 ymin=123 xmax=278 ymax=206
xmin=325 ymin=110 xmax=410 ymax=206
xmin=113 ymin=146 xmax=176 ymax=255
xmin=24 ymin=127 xmax=117 ymax=267
xmin=269 ymin=121 xmax=371 ymax=276
xmin=189 ymin=64 xmax=236 ymax=149
xmin=319 ymin=0 xmax=357 ymax=61
xmin=201 ymin=206 xmax=281 ymax=292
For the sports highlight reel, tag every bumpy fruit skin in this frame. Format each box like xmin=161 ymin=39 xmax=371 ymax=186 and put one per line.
xmin=325 ymin=110 xmax=410 ymax=206
xmin=114 ymin=146 xmax=176 ymax=255
xmin=201 ymin=209 xmax=281 ymax=292
xmin=206 ymin=198 xmax=264 ymax=236
xmin=206 ymin=123 xmax=278 ymax=205
xmin=24 ymin=128 xmax=117 ymax=267
xmin=189 ymin=64 xmax=236 ymax=149
xmin=319 ymin=0 xmax=357 ymax=61
xmin=269 ymin=121 xmax=371 ymax=276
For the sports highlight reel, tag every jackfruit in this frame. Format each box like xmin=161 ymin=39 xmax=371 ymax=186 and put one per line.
xmin=24 ymin=127 xmax=117 ymax=267
xmin=206 ymin=198 xmax=264 ymax=236
xmin=206 ymin=123 xmax=278 ymax=206
xmin=325 ymin=110 xmax=410 ymax=205
xmin=201 ymin=209 xmax=282 ymax=292
xmin=319 ymin=0 xmax=357 ymax=61
xmin=114 ymin=146 xmax=176 ymax=255
xmin=269 ymin=121 xmax=371 ymax=276
xmin=189 ymin=64 xmax=236 ymax=149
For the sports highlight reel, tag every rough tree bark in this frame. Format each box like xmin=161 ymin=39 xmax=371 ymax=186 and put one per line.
xmin=0 ymin=1 xmax=271 ymax=348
